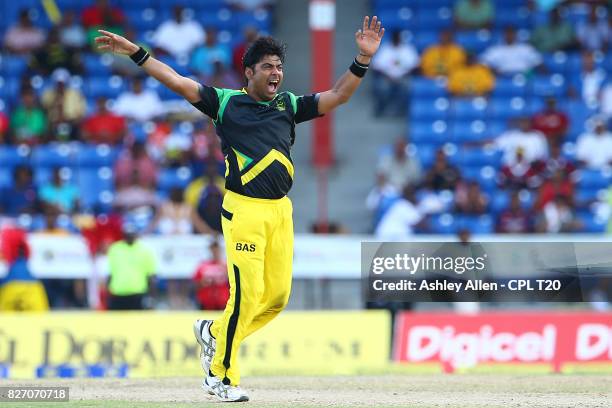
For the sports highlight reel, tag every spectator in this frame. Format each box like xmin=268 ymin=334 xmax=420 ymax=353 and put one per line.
xmin=425 ymin=149 xmax=461 ymax=191
xmin=481 ymin=27 xmax=542 ymax=75
xmin=9 ymin=88 xmax=47 ymax=145
xmin=531 ymin=7 xmax=576 ymax=53
xmin=30 ymin=28 xmax=83 ymax=75
xmin=114 ymin=141 xmax=158 ymax=189
xmin=366 ymin=172 xmax=399 ymax=213
xmin=190 ymin=29 xmax=231 ymax=77
xmin=193 ymin=240 xmax=230 ymax=310
xmin=576 ymin=6 xmax=609 ymax=52
xmin=454 ymin=0 xmax=494 ymax=30
xmin=537 ymin=195 xmax=582 ymax=233
xmin=82 ymin=0 xmax=126 ymax=48
xmin=576 ymin=120 xmax=612 ymax=169
xmin=454 ymin=180 xmax=488 ymax=214
xmin=600 ymin=81 xmax=612 ymax=119
xmin=151 ymin=187 xmax=192 ymax=234
xmin=3 ymin=9 xmax=45 ymax=54
xmin=538 ymin=142 xmax=575 ymax=179
xmin=0 ymin=166 xmax=38 ymax=216
xmin=0 ymin=223 xmax=49 ymax=311
xmin=81 ymin=97 xmax=127 ymax=145
xmin=39 ymin=168 xmax=80 ymax=214
xmin=40 ymin=69 xmax=87 ymax=141
xmin=375 ymin=185 xmax=423 ymax=241
xmin=191 ymin=173 xmax=224 ymax=234
xmin=496 ymin=191 xmax=533 ymax=233
xmin=112 ymin=78 xmax=164 ymax=122
xmin=0 ymin=110 xmax=9 ymax=143
xmin=535 ymin=168 xmax=574 ymax=210
xmin=58 ymin=10 xmax=87 ymax=50
xmin=113 ymin=170 xmax=159 ymax=213
xmin=377 ymin=138 xmax=423 ymax=190
xmin=152 ymin=6 xmax=205 ymax=58
xmin=185 ymin=162 xmax=225 ymax=209
xmin=232 ymin=26 xmax=259 ymax=77
xmin=495 ymin=117 xmax=548 ymax=165
xmin=421 ymin=30 xmax=466 ymax=78
xmin=499 ymin=147 xmax=543 ymax=189
xmin=447 ymin=53 xmax=495 ymax=96
xmin=371 ymin=30 xmax=419 ymax=116
xmin=201 ymin=60 xmax=242 ymax=90
xmin=571 ymin=51 xmax=607 ymax=108
xmin=531 ymin=97 xmax=569 ymax=141
xmin=37 ymin=206 xmax=70 ymax=235
xmin=106 ymin=223 xmax=156 ymax=310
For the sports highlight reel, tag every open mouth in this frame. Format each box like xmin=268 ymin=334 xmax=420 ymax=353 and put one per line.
xmin=267 ymin=79 xmax=279 ymax=93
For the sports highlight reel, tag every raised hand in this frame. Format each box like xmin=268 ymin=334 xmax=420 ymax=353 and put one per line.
xmin=355 ymin=16 xmax=385 ymax=58
xmin=94 ymin=29 xmax=139 ymax=55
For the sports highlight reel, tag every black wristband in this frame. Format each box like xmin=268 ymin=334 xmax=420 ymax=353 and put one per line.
xmin=130 ymin=47 xmax=150 ymax=66
xmin=349 ymin=58 xmax=369 ymax=78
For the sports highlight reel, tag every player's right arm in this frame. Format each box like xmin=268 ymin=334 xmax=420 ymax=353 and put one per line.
xmin=95 ymin=29 xmax=201 ymax=103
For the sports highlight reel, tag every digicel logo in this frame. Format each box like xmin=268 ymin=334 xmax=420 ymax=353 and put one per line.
xmin=575 ymin=324 xmax=612 ymax=361
xmin=407 ymin=325 xmax=557 ymax=368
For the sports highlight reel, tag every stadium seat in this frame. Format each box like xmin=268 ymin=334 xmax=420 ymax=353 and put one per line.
xmin=450 ymin=148 xmax=502 ymax=168
xmin=451 ymin=98 xmax=488 ymax=120
xmin=410 ymin=120 xmax=450 ymax=145
xmin=410 ymin=144 xmax=437 ymax=168
xmin=85 ymin=77 xmax=127 ymax=100
xmin=409 ymin=97 xmax=449 ymax=120
xmin=490 ymin=97 xmax=529 ymax=119
xmin=491 ymin=77 xmax=527 ymax=97
xmin=0 ymin=145 xmax=29 ymax=167
xmin=413 ymin=31 xmax=438 ymax=51
xmin=76 ymin=144 xmax=121 ymax=168
xmin=77 ymin=168 xmax=115 ymax=210
xmin=417 ymin=8 xmax=452 ymax=30
xmin=461 ymin=166 xmax=497 ymax=191
xmin=456 ymin=30 xmax=493 ymax=53
xmin=158 ymin=167 xmax=193 ymax=192
xmin=531 ymin=74 xmax=567 ymax=97
xmin=574 ymin=170 xmax=612 ymax=189
xmin=577 ymin=212 xmax=607 ymax=233
xmin=375 ymin=9 xmax=416 ymax=31
xmin=83 ymin=54 xmax=112 ymax=77
xmin=411 ymin=78 xmax=447 ymax=98
xmin=31 ymin=145 xmax=75 ymax=168
xmin=457 ymin=214 xmax=494 ymax=234
xmin=429 ymin=213 xmax=458 ymax=234
xmin=124 ymin=9 xmax=162 ymax=32
xmin=0 ymin=168 xmax=12 ymax=189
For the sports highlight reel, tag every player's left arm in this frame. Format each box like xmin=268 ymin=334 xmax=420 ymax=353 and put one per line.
xmin=317 ymin=16 xmax=385 ymax=115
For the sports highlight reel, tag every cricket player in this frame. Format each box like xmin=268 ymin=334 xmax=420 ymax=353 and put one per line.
xmin=96 ymin=15 xmax=384 ymax=402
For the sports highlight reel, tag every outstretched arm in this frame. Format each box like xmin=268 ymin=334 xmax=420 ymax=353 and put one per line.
xmin=317 ymin=16 xmax=384 ymax=115
xmin=95 ymin=29 xmax=201 ymax=102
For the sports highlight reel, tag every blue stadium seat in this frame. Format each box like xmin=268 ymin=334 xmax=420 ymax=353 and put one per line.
xmin=410 ymin=144 xmax=437 ymax=168
xmin=124 ymin=9 xmax=162 ymax=31
xmin=450 ymin=148 xmax=502 ymax=168
xmin=452 ymin=120 xmax=504 ymax=143
xmin=531 ymin=74 xmax=567 ymax=97
xmin=429 ymin=214 xmax=458 ymax=234
xmin=158 ymin=167 xmax=193 ymax=192
xmin=0 ymin=78 xmax=21 ymax=105
xmin=409 ymin=97 xmax=449 ymax=120
xmin=575 ymin=188 xmax=603 ymax=205
xmin=490 ymin=192 xmax=510 ymax=214
xmin=77 ymin=168 xmax=114 ymax=210
xmin=410 ymin=120 xmax=450 ymax=145
xmin=55 ymin=0 xmax=88 ymax=10
xmin=0 ymin=168 xmax=12 ymax=188
xmin=373 ymin=0 xmax=413 ymax=8
xmin=577 ymin=212 xmax=607 ymax=233
xmin=456 ymin=30 xmax=494 ymax=53
xmin=0 ymin=55 xmax=28 ymax=76
xmin=83 ymin=54 xmax=112 ymax=77
xmin=490 ymin=97 xmax=529 ymax=119
xmin=413 ymin=31 xmax=438 ymax=51
xmin=415 ymin=0 xmax=452 ymax=7
xmin=199 ymin=10 xmax=238 ymax=31
xmin=417 ymin=8 xmax=452 ymax=30
xmin=461 ymin=166 xmax=497 ymax=191
xmin=575 ymin=170 xmax=612 ymax=189
xmin=375 ymin=9 xmax=416 ymax=31
xmin=31 ymin=145 xmax=75 ymax=168
xmin=491 ymin=77 xmax=527 ymax=97
xmin=374 ymin=194 xmax=401 ymax=228
xmin=33 ymin=167 xmax=75 ymax=187
xmin=451 ymin=98 xmax=488 ymax=120
xmin=495 ymin=7 xmax=531 ymax=28
xmin=457 ymin=214 xmax=494 ymax=234
xmin=0 ymin=145 xmax=29 ymax=167
xmin=85 ymin=77 xmax=126 ymax=99
xmin=76 ymin=144 xmax=121 ymax=168
xmin=411 ymin=78 xmax=447 ymax=98
xmin=235 ymin=11 xmax=271 ymax=32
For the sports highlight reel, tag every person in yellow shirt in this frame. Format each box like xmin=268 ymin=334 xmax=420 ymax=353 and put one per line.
xmin=447 ymin=54 xmax=496 ymax=96
xmin=421 ymin=30 xmax=466 ymax=78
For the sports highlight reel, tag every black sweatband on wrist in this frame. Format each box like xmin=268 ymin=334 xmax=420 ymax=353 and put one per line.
xmin=130 ymin=47 xmax=150 ymax=66
xmin=349 ymin=58 xmax=369 ymax=78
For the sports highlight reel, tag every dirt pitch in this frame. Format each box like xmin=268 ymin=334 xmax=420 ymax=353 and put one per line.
xmin=2 ymin=374 xmax=611 ymax=408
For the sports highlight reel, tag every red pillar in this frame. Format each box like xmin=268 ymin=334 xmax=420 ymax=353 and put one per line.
xmin=309 ymin=0 xmax=335 ymax=168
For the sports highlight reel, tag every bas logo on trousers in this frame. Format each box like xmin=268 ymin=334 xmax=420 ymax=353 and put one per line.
xmin=236 ymin=242 xmax=256 ymax=252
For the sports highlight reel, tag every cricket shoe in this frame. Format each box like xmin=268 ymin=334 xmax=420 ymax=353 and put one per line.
xmin=203 ymin=375 xmax=249 ymax=402
xmin=193 ymin=319 xmax=215 ymax=374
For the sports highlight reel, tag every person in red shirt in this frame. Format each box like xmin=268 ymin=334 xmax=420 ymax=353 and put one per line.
xmin=231 ymin=26 xmax=259 ymax=78
xmin=82 ymin=0 xmax=125 ymax=48
xmin=0 ymin=111 xmax=8 ymax=143
xmin=193 ymin=240 xmax=229 ymax=310
xmin=535 ymin=168 xmax=574 ymax=210
xmin=531 ymin=98 xmax=569 ymax=141
xmin=496 ymin=191 xmax=533 ymax=233
xmin=82 ymin=97 xmax=126 ymax=145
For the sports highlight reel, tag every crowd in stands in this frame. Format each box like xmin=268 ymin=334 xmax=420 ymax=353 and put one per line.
xmin=0 ymin=0 xmax=273 ymax=309
xmin=369 ymin=0 xmax=612 ymax=239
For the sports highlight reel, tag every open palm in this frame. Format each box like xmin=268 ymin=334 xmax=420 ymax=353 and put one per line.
xmin=355 ymin=16 xmax=385 ymax=57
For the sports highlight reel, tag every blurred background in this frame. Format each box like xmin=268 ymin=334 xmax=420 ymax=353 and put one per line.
xmin=0 ymin=0 xmax=611 ymax=379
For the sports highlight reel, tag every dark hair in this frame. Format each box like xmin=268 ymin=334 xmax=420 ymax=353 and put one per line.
xmin=242 ymin=36 xmax=286 ymax=71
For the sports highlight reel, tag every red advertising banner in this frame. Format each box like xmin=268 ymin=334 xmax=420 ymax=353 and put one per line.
xmin=393 ymin=312 xmax=612 ymax=372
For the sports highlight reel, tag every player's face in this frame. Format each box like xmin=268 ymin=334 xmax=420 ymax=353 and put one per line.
xmin=248 ymin=54 xmax=284 ymax=101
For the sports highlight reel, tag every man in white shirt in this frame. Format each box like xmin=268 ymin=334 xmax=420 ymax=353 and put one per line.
xmin=495 ymin=117 xmax=548 ymax=165
xmin=600 ymin=81 xmax=612 ymax=120
xmin=480 ymin=27 xmax=542 ymax=75
xmin=375 ymin=186 xmax=422 ymax=241
xmin=113 ymin=78 xmax=164 ymax=122
xmin=372 ymin=30 xmax=419 ymax=116
xmin=377 ymin=138 xmax=423 ymax=190
xmin=577 ymin=52 xmax=607 ymax=108
xmin=576 ymin=120 xmax=612 ymax=169
xmin=152 ymin=6 xmax=205 ymax=58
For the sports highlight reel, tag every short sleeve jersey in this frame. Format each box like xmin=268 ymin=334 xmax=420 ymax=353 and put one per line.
xmin=192 ymin=86 xmax=321 ymax=199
